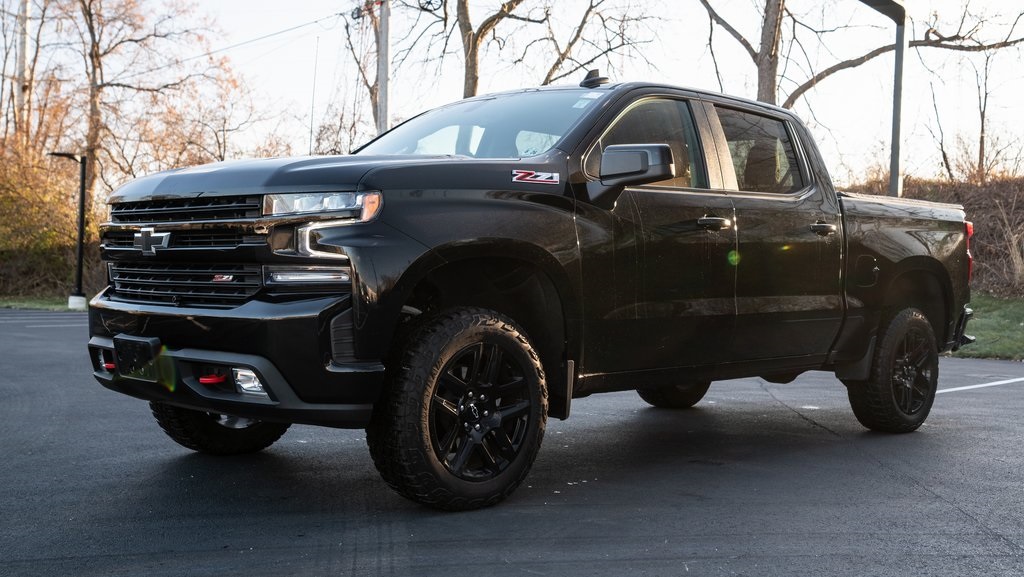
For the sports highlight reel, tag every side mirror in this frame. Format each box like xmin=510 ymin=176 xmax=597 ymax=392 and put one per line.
xmin=586 ymin=144 xmax=674 ymax=209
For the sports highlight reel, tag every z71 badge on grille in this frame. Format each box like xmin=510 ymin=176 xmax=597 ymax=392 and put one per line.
xmin=511 ymin=170 xmax=559 ymax=185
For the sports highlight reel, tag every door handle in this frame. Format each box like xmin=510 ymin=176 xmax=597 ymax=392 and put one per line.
xmin=809 ymin=221 xmax=837 ymax=236
xmin=697 ymin=216 xmax=732 ymax=231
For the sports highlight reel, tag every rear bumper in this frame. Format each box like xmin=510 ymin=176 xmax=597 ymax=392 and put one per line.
xmin=87 ymin=291 xmax=385 ymax=428
xmin=951 ymin=305 xmax=975 ymax=352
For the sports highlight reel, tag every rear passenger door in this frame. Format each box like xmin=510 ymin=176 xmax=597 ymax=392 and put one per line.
xmin=706 ymin=104 xmax=843 ymax=363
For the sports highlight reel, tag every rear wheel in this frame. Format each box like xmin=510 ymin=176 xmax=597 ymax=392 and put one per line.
xmin=637 ymin=381 xmax=711 ymax=409
xmin=847 ymin=308 xmax=938 ymax=433
xmin=367 ymin=307 xmax=547 ymax=511
xmin=150 ymin=402 xmax=290 ymax=455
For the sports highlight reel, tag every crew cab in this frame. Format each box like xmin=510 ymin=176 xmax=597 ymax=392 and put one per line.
xmin=88 ymin=72 xmax=974 ymax=510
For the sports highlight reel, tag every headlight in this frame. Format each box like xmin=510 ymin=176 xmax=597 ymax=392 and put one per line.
xmin=264 ymin=265 xmax=351 ymax=285
xmin=263 ymin=191 xmax=382 ymax=221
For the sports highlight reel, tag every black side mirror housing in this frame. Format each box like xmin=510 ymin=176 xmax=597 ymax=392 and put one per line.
xmin=586 ymin=144 xmax=674 ymax=209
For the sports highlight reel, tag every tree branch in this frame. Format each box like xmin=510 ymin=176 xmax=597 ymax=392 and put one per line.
xmin=782 ymin=33 xmax=1024 ymax=109
xmin=542 ymin=0 xmax=596 ymax=84
xmin=698 ymin=0 xmax=757 ymax=62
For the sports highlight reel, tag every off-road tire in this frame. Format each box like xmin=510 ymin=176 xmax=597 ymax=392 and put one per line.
xmin=366 ymin=307 xmax=547 ymax=511
xmin=637 ymin=381 xmax=711 ymax=409
xmin=847 ymin=308 xmax=939 ymax=433
xmin=150 ymin=402 xmax=290 ymax=455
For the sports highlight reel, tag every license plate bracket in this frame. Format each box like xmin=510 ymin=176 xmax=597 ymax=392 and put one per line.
xmin=113 ymin=335 xmax=162 ymax=382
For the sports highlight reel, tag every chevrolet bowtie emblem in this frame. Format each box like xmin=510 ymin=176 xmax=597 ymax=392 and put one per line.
xmin=133 ymin=227 xmax=171 ymax=255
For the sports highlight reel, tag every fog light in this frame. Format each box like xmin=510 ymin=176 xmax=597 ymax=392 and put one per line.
xmin=96 ymin=349 xmax=115 ymax=371
xmin=233 ymin=368 xmax=267 ymax=396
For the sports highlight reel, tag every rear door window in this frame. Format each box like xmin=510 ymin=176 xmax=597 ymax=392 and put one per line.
xmin=715 ymin=107 xmax=805 ymax=194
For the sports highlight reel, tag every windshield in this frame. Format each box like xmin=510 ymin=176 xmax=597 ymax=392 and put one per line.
xmin=357 ymin=89 xmax=605 ymax=158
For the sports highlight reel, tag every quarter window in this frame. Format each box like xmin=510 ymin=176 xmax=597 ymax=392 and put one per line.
xmin=716 ymin=107 xmax=805 ymax=194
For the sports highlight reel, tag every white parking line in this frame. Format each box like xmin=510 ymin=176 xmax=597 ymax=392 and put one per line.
xmin=24 ymin=324 xmax=89 ymax=328
xmin=937 ymin=377 xmax=1024 ymax=394
xmin=0 ymin=317 xmax=87 ymax=323
xmin=0 ymin=318 xmax=86 ymax=323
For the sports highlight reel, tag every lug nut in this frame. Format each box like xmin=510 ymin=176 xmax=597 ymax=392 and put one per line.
xmin=483 ymin=411 xmax=489 ymax=417
xmin=474 ymin=424 xmax=481 ymax=430
xmin=479 ymin=395 xmax=487 ymax=402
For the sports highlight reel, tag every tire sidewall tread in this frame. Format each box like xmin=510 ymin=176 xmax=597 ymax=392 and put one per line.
xmin=847 ymin=308 xmax=938 ymax=434
xmin=149 ymin=402 xmax=290 ymax=455
xmin=367 ymin=307 xmax=547 ymax=511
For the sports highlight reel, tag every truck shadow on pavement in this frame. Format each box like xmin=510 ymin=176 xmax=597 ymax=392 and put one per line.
xmin=114 ymin=398 xmax=932 ymax=518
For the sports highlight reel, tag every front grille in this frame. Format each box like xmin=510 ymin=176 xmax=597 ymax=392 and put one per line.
xmin=108 ymin=262 xmax=262 ymax=307
xmin=111 ymin=195 xmax=262 ymax=223
xmin=102 ymin=230 xmax=265 ymax=249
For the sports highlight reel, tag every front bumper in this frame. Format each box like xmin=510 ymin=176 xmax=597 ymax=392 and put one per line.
xmin=87 ymin=291 xmax=385 ymax=428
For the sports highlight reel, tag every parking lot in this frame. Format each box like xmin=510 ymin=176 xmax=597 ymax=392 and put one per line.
xmin=2 ymin=308 xmax=1023 ymax=576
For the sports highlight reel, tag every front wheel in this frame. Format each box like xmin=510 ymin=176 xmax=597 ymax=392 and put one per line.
xmin=846 ymin=308 xmax=939 ymax=433
xmin=150 ymin=402 xmax=290 ymax=455
xmin=367 ymin=308 xmax=547 ymax=511
xmin=637 ymin=381 xmax=711 ymax=409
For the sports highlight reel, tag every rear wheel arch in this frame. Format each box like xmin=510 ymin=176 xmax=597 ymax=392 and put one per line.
xmin=880 ymin=262 xmax=952 ymax=345
xmin=836 ymin=260 xmax=952 ymax=382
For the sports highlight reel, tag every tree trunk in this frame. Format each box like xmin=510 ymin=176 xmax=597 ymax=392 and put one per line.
xmin=755 ymin=0 xmax=784 ymax=105
xmin=81 ymin=0 xmax=102 ymax=220
xmin=457 ymin=0 xmax=479 ymax=97
xmin=977 ymin=55 xmax=990 ymax=185
xmin=15 ymin=0 xmax=30 ymax=141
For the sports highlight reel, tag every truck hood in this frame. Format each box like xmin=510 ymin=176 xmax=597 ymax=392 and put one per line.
xmin=108 ymin=155 xmax=458 ymax=203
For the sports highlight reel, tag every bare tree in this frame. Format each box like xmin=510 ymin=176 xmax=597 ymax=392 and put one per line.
xmin=59 ymin=0 xmax=211 ymax=216
xmin=312 ymin=98 xmax=372 ymax=156
xmin=100 ymin=66 xmax=286 ymax=187
xmin=398 ymin=0 xmax=547 ymax=97
xmin=457 ymin=0 xmax=550 ymax=96
xmin=924 ymin=82 xmax=955 ymax=181
xmin=953 ymin=50 xmax=1021 ymax=184
xmin=699 ymin=0 xmax=1024 ymax=108
xmin=343 ymin=6 xmax=383 ymax=130
xmin=527 ymin=0 xmax=654 ymax=86
xmin=1 ymin=0 xmax=68 ymax=153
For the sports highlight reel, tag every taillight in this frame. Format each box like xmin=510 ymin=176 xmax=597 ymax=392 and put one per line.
xmin=965 ymin=220 xmax=974 ymax=284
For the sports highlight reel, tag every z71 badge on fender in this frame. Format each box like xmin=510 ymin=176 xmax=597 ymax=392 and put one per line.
xmin=512 ymin=169 xmax=559 ymax=185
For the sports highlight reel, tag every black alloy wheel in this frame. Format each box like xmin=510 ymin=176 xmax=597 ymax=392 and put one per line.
xmin=847 ymin=308 xmax=939 ymax=433
xmin=430 ymin=342 xmax=533 ymax=481
xmin=889 ymin=324 xmax=935 ymax=416
xmin=367 ymin=307 xmax=547 ymax=511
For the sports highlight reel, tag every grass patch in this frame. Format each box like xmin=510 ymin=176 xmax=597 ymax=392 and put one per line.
xmin=0 ymin=295 xmax=69 ymax=311
xmin=952 ymin=293 xmax=1024 ymax=360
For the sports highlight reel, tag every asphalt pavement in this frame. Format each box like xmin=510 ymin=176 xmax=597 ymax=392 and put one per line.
xmin=1 ymin=308 xmax=1023 ymax=577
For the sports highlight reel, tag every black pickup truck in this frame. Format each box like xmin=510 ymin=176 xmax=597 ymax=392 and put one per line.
xmin=88 ymin=73 xmax=973 ymax=510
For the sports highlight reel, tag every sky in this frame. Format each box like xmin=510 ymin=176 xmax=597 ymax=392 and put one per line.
xmin=200 ymin=0 xmax=1024 ymax=185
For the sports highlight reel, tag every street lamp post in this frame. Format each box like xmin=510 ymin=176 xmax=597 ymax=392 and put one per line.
xmin=859 ymin=0 xmax=907 ymax=198
xmin=48 ymin=152 xmax=88 ymax=311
